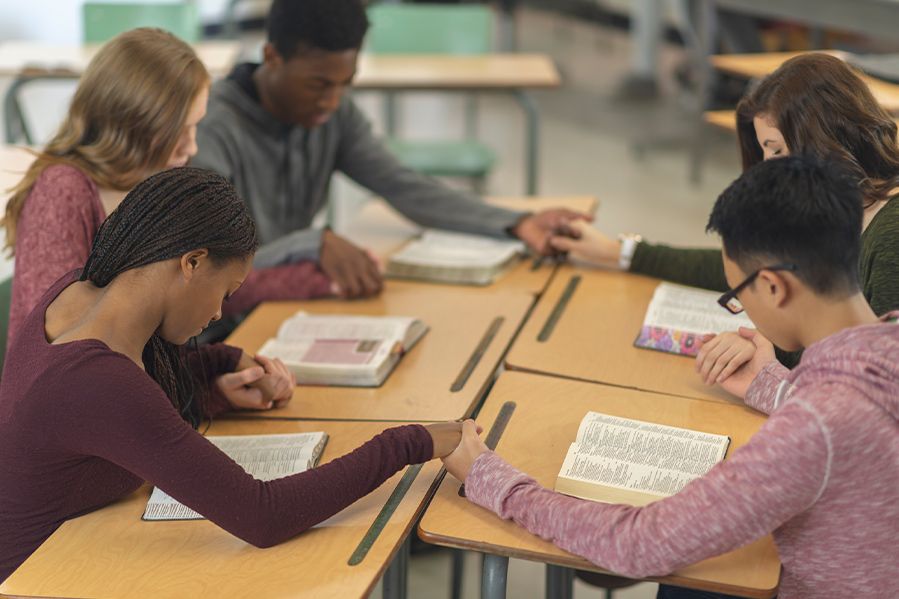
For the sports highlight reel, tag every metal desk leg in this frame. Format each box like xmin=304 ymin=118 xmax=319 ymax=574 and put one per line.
xmin=545 ymin=564 xmax=574 ymax=599
xmin=481 ymin=553 xmax=509 ymax=599
xmin=383 ymin=536 xmax=410 ymax=599
xmin=513 ymin=90 xmax=539 ymax=195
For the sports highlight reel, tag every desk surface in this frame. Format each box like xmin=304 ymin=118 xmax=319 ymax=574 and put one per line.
xmin=226 ymin=281 xmax=533 ymax=422
xmin=710 ymin=50 xmax=899 ymax=112
xmin=418 ymin=371 xmax=780 ymax=598
xmin=354 ymin=53 xmax=560 ymax=90
xmin=703 ymin=109 xmax=737 ymax=132
xmin=504 ymin=266 xmax=738 ymax=403
xmin=343 ymin=196 xmax=599 ymax=296
xmin=0 ymin=40 xmax=240 ymax=77
xmin=0 ymin=419 xmax=441 ymax=599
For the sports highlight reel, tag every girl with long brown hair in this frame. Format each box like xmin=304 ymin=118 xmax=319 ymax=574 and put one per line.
xmin=551 ymin=53 xmax=899 ymax=373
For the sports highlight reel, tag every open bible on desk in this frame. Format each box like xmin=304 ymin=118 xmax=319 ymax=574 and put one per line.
xmin=634 ymin=283 xmax=753 ymax=357
xmin=556 ymin=411 xmax=730 ymax=506
xmin=143 ymin=432 xmax=329 ymax=521
xmin=257 ymin=312 xmax=429 ymax=387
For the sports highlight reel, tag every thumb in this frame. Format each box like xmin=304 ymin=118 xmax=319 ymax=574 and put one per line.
xmin=220 ymin=366 xmax=265 ymax=389
xmin=738 ymin=327 xmax=757 ymax=341
xmin=549 ymin=235 xmax=576 ymax=252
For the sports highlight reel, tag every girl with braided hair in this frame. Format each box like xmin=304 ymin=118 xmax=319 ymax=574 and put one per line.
xmin=3 ymin=27 xmax=332 ymax=352
xmin=0 ymin=167 xmax=464 ymax=583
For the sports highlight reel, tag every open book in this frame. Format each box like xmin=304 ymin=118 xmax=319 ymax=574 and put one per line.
xmin=555 ymin=412 xmax=730 ymax=506
xmin=143 ymin=432 xmax=328 ymax=521
xmin=386 ymin=230 xmax=526 ymax=285
xmin=257 ymin=312 xmax=429 ymax=387
xmin=634 ymin=283 xmax=753 ymax=356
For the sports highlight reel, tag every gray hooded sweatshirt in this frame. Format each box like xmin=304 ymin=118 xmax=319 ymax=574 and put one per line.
xmin=193 ymin=64 xmax=527 ymax=268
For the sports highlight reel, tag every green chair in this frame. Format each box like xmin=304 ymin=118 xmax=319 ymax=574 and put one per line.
xmin=0 ymin=277 xmax=12 ymax=375
xmin=83 ymin=1 xmax=200 ymax=43
xmin=366 ymin=4 xmax=497 ymax=191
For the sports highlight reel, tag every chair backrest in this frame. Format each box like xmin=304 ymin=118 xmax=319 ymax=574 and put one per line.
xmin=0 ymin=277 xmax=12 ymax=375
xmin=366 ymin=4 xmax=493 ymax=55
xmin=83 ymin=2 xmax=200 ymax=44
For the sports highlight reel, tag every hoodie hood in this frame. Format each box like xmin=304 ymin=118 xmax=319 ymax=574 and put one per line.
xmin=790 ymin=311 xmax=899 ymax=421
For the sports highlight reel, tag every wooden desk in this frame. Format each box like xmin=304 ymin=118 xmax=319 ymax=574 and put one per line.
xmin=504 ymin=266 xmax=738 ymax=403
xmin=226 ymin=281 xmax=533 ymax=422
xmin=418 ymin=371 xmax=780 ymax=598
xmin=0 ymin=40 xmax=240 ymax=77
xmin=0 ymin=418 xmax=441 ymax=599
xmin=343 ymin=195 xmax=599 ymax=296
xmin=703 ymin=109 xmax=737 ymax=132
xmin=354 ymin=53 xmax=561 ymax=195
xmin=354 ymin=54 xmax=559 ymax=90
xmin=710 ymin=50 xmax=899 ymax=113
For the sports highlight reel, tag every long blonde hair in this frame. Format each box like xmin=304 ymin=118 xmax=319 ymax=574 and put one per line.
xmin=3 ymin=28 xmax=209 ymax=252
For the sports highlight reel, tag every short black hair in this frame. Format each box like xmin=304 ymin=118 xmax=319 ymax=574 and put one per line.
xmin=267 ymin=0 xmax=369 ymax=59
xmin=706 ymin=155 xmax=863 ymax=296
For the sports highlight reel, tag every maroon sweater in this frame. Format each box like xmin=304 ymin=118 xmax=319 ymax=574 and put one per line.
xmin=0 ymin=273 xmax=433 ymax=583
xmin=9 ymin=164 xmax=334 ymax=349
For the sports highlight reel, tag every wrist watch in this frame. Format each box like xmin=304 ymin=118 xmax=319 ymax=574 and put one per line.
xmin=617 ymin=233 xmax=643 ymax=270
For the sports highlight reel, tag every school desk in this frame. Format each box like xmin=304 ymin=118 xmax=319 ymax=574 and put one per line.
xmin=709 ymin=50 xmax=899 ymax=113
xmin=0 ymin=418 xmax=441 ymax=599
xmin=0 ymin=40 xmax=240 ymax=77
xmin=353 ymin=53 xmax=560 ymax=195
xmin=418 ymin=371 xmax=780 ymax=599
xmin=341 ymin=195 xmax=599 ymax=296
xmin=225 ymin=282 xmax=533 ymax=422
xmin=504 ymin=265 xmax=740 ymax=403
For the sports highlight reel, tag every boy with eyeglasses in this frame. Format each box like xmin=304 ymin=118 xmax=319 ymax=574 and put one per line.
xmin=441 ymin=155 xmax=899 ymax=598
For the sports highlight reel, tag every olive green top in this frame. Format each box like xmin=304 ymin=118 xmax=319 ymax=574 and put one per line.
xmin=629 ymin=198 xmax=899 ymax=366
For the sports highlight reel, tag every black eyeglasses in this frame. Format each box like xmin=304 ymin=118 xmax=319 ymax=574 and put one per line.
xmin=718 ymin=263 xmax=798 ymax=314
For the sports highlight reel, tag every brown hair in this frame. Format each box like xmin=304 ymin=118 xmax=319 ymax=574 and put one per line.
xmin=736 ymin=52 xmax=899 ymax=209
xmin=2 ymin=28 xmax=209 ymax=252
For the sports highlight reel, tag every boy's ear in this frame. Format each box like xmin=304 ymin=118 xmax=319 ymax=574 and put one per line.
xmin=179 ymin=249 xmax=210 ymax=280
xmin=262 ymin=43 xmax=283 ymax=68
xmin=758 ymin=269 xmax=792 ymax=308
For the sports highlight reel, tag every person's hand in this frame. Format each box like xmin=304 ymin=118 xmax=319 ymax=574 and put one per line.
xmin=695 ymin=330 xmax=757 ymax=386
xmin=216 ymin=354 xmax=295 ymax=410
xmin=705 ymin=327 xmax=776 ymax=399
xmin=425 ymin=421 xmax=465 ymax=458
xmin=441 ymin=419 xmax=489 ymax=482
xmin=548 ymin=220 xmax=623 ymax=269
xmin=319 ymin=229 xmax=383 ymax=299
xmin=511 ymin=209 xmax=592 ymax=255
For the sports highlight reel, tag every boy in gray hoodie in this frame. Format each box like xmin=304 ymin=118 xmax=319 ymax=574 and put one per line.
xmin=443 ymin=156 xmax=898 ymax=598
xmin=193 ymin=0 xmax=587 ymax=300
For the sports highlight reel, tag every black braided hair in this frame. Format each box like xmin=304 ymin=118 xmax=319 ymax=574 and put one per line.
xmin=81 ymin=167 xmax=258 ymax=427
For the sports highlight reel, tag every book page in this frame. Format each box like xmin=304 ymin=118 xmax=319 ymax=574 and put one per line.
xmin=643 ymin=283 xmax=753 ymax=334
xmin=258 ymin=338 xmax=386 ymax=371
xmin=391 ymin=230 xmax=523 ymax=268
xmin=143 ymin=432 xmax=327 ymax=521
xmin=276 ymin=313 xmax=416 ymax=345
xmin=558 ymin=412 xmax=729 ymax=501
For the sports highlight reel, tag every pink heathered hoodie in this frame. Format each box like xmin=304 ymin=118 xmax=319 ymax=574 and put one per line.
xmin=465 ymin=313 xmax=899 ymax=598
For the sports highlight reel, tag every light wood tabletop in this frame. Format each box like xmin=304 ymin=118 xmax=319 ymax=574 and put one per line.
xmin=353 ymin=54 xmax=560 ymax=90
xmin=703 ymin=109 xmax=738 ymax=132
xmin=418 ymin=371 xmax=780 ymax=598
xmin=343 ymin=195 xmax=599 ymax=296
xmin=710 ymin=50 xmax=899 ymax=112
xmin=226 ymin=281 xmax=533 ymax=422
xmin=0 ymin=418 xmax=442 ymax=599
xmin=0 ymin=40 xmax=240 ymax=77
xmin=504 ymin=266 xmax=740 ymax=404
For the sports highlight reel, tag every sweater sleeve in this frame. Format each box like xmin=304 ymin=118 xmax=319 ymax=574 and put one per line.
xmin=9 ymin=166 xmax=101 ymax=347
xmin=222 ymin=261 xmax=333 ymax=316
xmin=335 ymin=100 xmax=527 ymax=238
xmin=62 ymin=355 xmax=434 ymax=548
xmin=464 ymin=397 xmax=829 ymax=578
xmin=743 ymin=361 xmax=791 ymax=415
xmin=629 ymin=242 xmax=729 ymax=292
